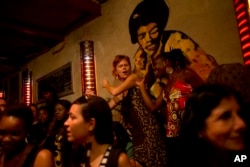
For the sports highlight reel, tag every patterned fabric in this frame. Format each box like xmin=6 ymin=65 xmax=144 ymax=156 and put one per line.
xmin=163 ymin=80 xmax=192 ymax=137
xmin=54 ymin=134 xmax=63 ymax=167
xmin=80 ymin=145 xmax=123 ymax=167
xmin=122 ymin=87 xmax=167 ymax=167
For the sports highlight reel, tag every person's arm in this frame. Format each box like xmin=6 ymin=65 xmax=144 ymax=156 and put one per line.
xmin=102 ymin=74 xmax=138 ymax=96
xmin=108 ymin=93 xmax=125 ymax=109
xmin=118 ymin=152 xmax=133 ymax=167
xmin=33 ymin=149 xmax=55 ymax=167
xmin=136 ymin=78 xmax=163 ymax=112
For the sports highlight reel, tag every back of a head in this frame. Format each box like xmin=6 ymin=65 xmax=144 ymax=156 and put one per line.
xmin=73 ymin=95 xmax=114 ymax=144
xmin=159 ymin=49 xmax=190 ymax=70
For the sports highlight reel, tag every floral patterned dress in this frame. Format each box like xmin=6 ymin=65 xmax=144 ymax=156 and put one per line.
xmin=163 ymin=79 xmax=193 ymax=137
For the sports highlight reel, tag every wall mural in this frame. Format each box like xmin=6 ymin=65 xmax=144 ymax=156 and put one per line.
xmin=129 ymin=0 xmax=217 ymax=97
xmin=102 ymin=0 xmax=250 ymax=166
xmin=103 ymin=0 xmax=216 ymax=166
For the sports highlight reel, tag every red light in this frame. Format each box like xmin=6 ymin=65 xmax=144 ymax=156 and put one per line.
xmin=233 ymin=0 xmax=250 ymax=64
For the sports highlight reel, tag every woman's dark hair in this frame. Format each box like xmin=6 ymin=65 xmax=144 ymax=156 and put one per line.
xmin=157 ymin=49 xmax=190 ymax=70
xmin=72 ymin=95 xmax=114 ymax=144
xmin=56 ymin=100 xmax=71 ymax=113
xmin=180 ymin=84 xmax=244 ymax=143
xmin=129 ymin=0 xmax=169 ymax=44
xmin=38 ymin=105 xmax=48 ymax=113
xmin=113 ymin=121 xmax=131 ymax=149
xmin=112 ymin=55 xmax=131 ymax=78
xmin=3 ymin=104 xmax=34 ymax=131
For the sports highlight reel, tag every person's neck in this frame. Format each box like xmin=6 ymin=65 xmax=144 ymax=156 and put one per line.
xmin=90 ymin=142 xmax=110 ymax=156
xmin=5 ymin=141 xmax=27 ymax=160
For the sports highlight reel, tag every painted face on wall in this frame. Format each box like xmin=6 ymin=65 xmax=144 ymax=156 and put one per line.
xmin=115 ymin=59 xmax=131 ymax=81
xmin=199 ymin=96 xmax=246 ymax=151
xmin=55 ymin=103 xmax=68 ymax=121
xmin=137 ymin=22 xmax=161 ymax=56
xmin=64 ymin=104 xmax=91 ymax=144
xmin=0 ymin=116 xmax=27 ymax=156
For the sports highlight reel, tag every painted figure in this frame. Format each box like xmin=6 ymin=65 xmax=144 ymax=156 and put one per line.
xmin=129 ymin=0 xmax=217 ymax=97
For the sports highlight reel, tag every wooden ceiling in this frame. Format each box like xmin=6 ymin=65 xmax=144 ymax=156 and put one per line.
xmin=0 ymin=0 xmax=102 ymax=79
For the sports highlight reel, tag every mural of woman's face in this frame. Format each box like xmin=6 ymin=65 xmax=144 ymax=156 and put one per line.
xmin=115 ymin=59 xmax=131 ymax=80
xmin=137 ymin=22 xmax=161 ymax=56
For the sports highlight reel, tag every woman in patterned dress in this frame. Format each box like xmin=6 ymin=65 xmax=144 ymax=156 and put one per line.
xmin=102 ymin=55 xmax=167 ymax=166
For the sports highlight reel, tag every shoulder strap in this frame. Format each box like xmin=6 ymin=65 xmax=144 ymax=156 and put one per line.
xmin=105 ymin=146 xmax=123 ymax=167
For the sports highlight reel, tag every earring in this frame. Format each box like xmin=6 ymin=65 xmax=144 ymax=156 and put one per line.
xmin=115 ymin=75 xmax=119 ymax=80
xmin=166 ymin=66 xmax=173 ymax=74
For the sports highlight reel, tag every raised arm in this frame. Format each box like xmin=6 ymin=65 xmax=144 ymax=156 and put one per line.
xmin=102 ymin=73 xmax=138 ymax=96
xmin=136 ymin=78 xmax=163 ymax=112
xmin=108 ymin=93 xmax=125 ymax=109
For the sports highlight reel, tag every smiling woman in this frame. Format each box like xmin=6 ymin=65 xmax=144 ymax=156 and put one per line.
xmin=175 ymin=84 xmax=249 ymax=167
xmin=0 ymin=104 xmax=55 ymax=167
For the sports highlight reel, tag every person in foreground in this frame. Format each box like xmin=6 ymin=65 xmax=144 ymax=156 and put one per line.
xmin=0 ymin=104 xmax=55 ymax=167
xmin=175 ymin=84 xmax=249 ymax=167
xmin=64 ymin=95 xmax=133 ymax=167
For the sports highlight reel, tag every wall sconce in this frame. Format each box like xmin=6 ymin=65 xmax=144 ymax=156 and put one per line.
xmin=233 ymin=0 xmax=250 ymax=64
xmin=22 ymin=69 xmax=32 ymax=106
xmin=0 ymin=82 xmax=6 ymax=98
xmin=80 ymin=40 xmax=97 ymax=95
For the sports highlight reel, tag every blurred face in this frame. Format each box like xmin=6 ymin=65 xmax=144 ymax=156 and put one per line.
xmin=64 ymin=104 xmax=91 ymax=144
xmin=55 ymin=103 xmax=68 ymax=121
xmin=37 ymin=109 xmax=49 ymax=123
xmin=134 ymin=54 xmax=146 ymax=70
xmin=152 ymin=57 xmax=167 ymax=78
xmin=115 ymin=59 xmax=131 ymax=81
xmin=30 ymin=106 xmax=37 ymax=121
xmin=0 ymin=116 xmax=26 ymax=156
xmin=137 ymin=22 xmax=161 ymax=56
xmin=200 ymin=96 xmax=246 ymax=151
xmin=43 ymin=91 xmax=53 ymax=101
xmin=0 ymin=99 xmax=6 ymax=112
